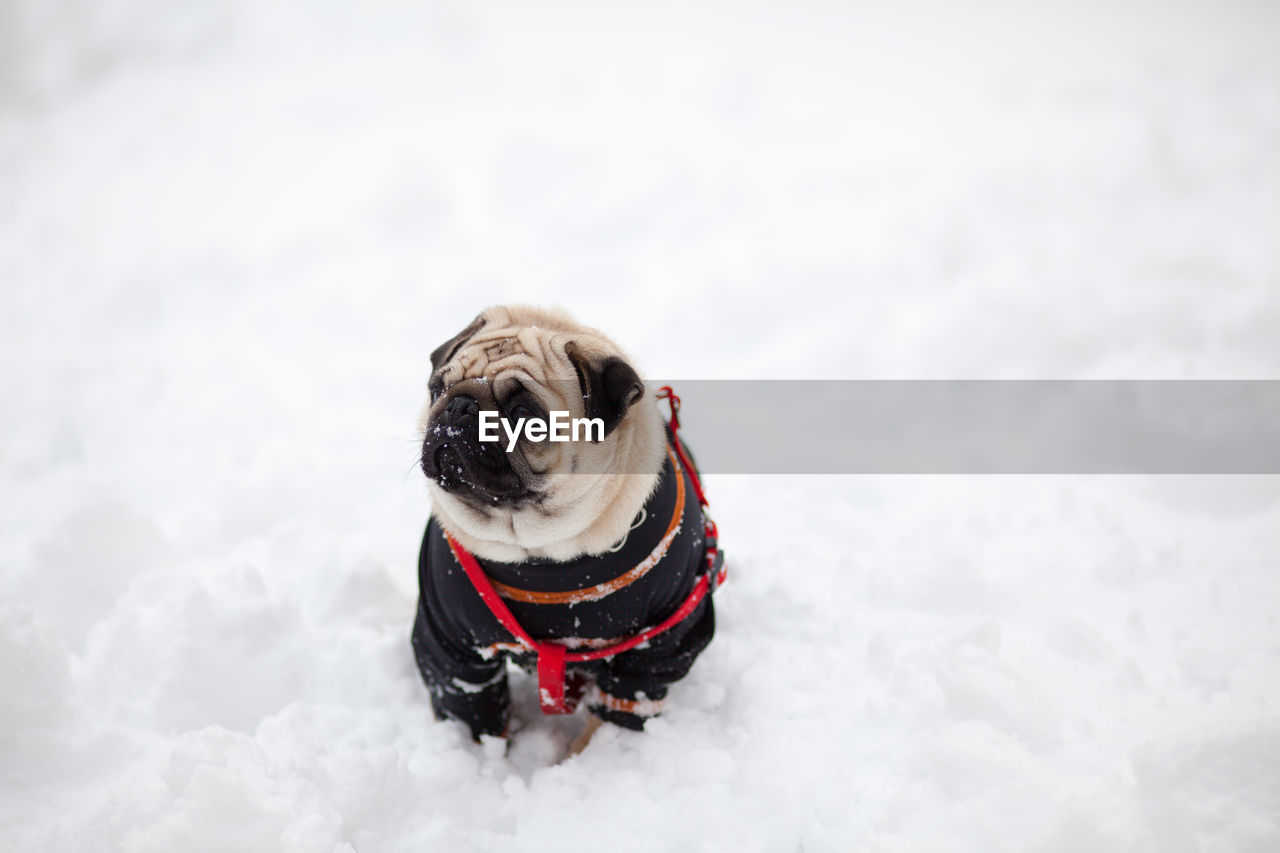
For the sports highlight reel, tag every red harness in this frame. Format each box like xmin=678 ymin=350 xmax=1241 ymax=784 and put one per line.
xmin=444 ymin=386 xmax=725 ymax=714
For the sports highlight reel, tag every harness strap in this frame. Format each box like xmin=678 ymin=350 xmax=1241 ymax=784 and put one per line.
xmin=658 ymin=386 xmax=721 ymax=585
xmin=444 ymin=385 xmax=725 ymax=715
xmin=657 ymin=386 xmax=707 ymax=507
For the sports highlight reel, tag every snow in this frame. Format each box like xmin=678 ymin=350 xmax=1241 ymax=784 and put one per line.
xmin=2 ymin=1 xmax=1279 ymax=850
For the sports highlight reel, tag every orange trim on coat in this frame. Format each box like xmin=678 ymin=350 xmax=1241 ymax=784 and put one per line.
xmin=595 ymin=690 xmax=666 ymax=716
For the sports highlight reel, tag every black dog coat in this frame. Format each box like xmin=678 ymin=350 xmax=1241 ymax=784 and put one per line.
xmin=411 ymin=445 xmax=719 ymax=738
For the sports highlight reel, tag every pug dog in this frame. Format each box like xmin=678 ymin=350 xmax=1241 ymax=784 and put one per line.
xmin=411 ymin=305 xmax=720 ymax=753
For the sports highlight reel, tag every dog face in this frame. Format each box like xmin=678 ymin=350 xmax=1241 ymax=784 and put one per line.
xmin=419 ymin=305 xmax=664 ymax=561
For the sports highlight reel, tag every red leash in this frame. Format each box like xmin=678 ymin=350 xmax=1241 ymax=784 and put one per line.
xmin=444 ymin=385 xmax=725 ymax=714
xmin=656 ymin=386 xmax=719 ymax=570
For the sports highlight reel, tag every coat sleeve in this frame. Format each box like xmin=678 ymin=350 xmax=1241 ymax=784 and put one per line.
xmin=589 ymin=595 xmax=716 ymax=730
xmin=411 ymin=586 xmax=511 ymax=740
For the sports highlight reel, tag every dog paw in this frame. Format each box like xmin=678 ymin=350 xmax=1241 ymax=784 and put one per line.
xmin=565 ymin=715 xmax=603 ymax=758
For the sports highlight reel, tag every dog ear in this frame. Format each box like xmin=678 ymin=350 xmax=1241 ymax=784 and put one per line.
xmin=565 ymin=341 xmax=645 ymax=441
xmin=430 ymin=314 xmax=486 ymax=373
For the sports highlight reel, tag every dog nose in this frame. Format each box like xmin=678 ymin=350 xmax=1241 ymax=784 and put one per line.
xmin=442 ymin=394 xmax=479 ymax=423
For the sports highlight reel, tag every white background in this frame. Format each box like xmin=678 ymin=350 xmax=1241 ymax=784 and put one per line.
xmin=2 ymin=1 xmax=1278 ymax=850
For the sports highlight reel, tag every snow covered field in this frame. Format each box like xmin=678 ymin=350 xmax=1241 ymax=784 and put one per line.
xmin=2 ymin=1 xmax=1279 ymax=850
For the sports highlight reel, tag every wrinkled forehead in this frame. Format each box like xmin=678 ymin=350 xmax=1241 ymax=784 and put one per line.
xmin=449 ymin=326 xmax=562 ymax=380
xmin=433 ymin=326 xmax=593 ymax=409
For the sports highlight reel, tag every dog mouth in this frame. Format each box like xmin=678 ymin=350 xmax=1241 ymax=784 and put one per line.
xmin=432 ymin=444 xmax=470 ymax=492
xmin=422 ymin=436 xmax=536 ymax=507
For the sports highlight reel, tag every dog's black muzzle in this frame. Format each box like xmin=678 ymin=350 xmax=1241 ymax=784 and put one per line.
xmin=421 ymin=393 xmax=525 ymax=502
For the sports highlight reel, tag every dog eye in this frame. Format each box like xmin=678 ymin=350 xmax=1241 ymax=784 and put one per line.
xmin=429 ymin=378 xmax=444 ymax=402
xmin=508 ymin=404 xmax=541 ymax=424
